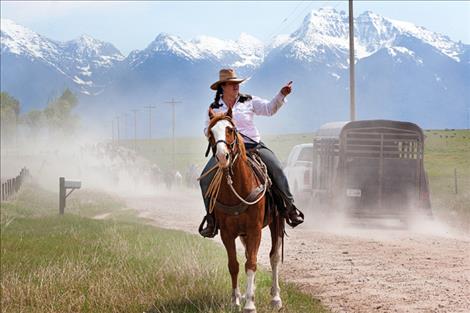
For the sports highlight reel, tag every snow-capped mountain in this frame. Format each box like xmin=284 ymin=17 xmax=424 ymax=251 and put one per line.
xmin=127 ymin=32 xmax=264 ymax=73
xmin=247 ymin=8 xmax=469 ymax=132
xmin=1 ymin=18 xmax=124 ymax=106
xmin=268 ymin=8 xmax=467 ymax=64
xmin=1 ymin=19 xmax=60 ymax=61
xmin=1 ymin=9 xmax=469 ymax=133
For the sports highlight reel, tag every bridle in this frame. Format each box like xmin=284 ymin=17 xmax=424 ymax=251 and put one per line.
xmin=201 ymin=115 xmax=269 ymax=212
xmin=205 ymin=116 xmax=240 ymax=164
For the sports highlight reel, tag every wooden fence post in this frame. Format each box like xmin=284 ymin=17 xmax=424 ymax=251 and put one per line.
xmin=7 ymin=179 xmax=11 ymax=199
xmin=0 ymin=168 xmax=30 ymax=202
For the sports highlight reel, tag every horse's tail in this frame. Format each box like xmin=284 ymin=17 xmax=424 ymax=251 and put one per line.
xmin=280 ymin=213 xmax=286 ymax=263
xmin=269 ymin=203 xmax=286 ymax=263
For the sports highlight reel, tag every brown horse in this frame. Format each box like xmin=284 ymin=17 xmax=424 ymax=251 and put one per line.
xmin=206 ymin=108 xmax=285 ymax=313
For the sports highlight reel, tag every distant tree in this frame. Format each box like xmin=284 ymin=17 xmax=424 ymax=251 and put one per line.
xmin=22 ymin=109 xmax=46 ymax=134
xmin=43 ymin=89 xmax=79 ymax=136
xmin=0 ymin=92 xmax=20 ymax=145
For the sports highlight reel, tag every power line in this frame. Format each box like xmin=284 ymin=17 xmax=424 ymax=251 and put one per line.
xmin=111 ymin=119 xmax=115 ymax=143
xmin=264 ymin=1 xmax=344 ymax=44
xmin=163 ymin=98 xmax=182 ymax=170
xmin=115 ymin=115 xmax=120 ymax=144
xmin=278 ymin=1 xmax=319 ymax=36
xmin=122 ymin=113 xmax=129 ymax=140
xmin=143 ymin=105 xmax=156 ymax=139
xmin=263 ymin=1 xmax=305 ymax=43
xmin=131 ymin=109 xmax=139 ymax=150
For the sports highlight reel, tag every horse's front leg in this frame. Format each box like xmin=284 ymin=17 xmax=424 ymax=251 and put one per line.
xmin=220 ymin=230 xmax=241 ymax=308
xmin=243 ymin=229 xmax=262 ymax=313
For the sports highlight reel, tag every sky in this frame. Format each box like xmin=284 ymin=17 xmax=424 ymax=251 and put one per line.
xmin=1 ymin=1 xmax=469 ymax=56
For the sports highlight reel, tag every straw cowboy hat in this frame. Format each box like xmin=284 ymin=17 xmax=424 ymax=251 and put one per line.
xmin=210 ymin=68 xmax=246 ymax=90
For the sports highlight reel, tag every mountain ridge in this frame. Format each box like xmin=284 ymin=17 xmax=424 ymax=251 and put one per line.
xmin=1 ymin=9 xmax=468 ymax=133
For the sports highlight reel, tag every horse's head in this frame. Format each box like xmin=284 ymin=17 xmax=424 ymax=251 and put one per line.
xmin=207 ymin=108 xmax=245 ymax=168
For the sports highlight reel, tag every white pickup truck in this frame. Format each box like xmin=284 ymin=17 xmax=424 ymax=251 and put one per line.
xmin=283 ymin=143 xmax=313 ymax=201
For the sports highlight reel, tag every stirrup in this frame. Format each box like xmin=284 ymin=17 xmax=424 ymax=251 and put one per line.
xmin=286 ymin=207 xmax=304 ymax=228
xmin=198 ymin=215 xmax=218 ymax=238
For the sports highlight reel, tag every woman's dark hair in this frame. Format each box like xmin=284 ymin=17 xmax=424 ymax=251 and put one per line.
xmin=214 ymin=84 xmax=223 ymax=105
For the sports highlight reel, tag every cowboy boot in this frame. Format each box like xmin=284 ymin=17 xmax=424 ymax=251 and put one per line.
xmin=198 ymin=213 xmax=218 ymax=238
xmin=286 ymin=203 xmax=304 ymax=227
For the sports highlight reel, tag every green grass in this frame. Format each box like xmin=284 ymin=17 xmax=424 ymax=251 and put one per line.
xmin=1 ymin=185 xmax=328 ymax=313
xmin=0 ymin=184 xmax=124 ymax=220
xmin=423 ymin=129 xmax=470 ymax=231
xmin=118 ymin=133 xmax=315 ymax=172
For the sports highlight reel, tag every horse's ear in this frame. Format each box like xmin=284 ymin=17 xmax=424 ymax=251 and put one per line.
xmin=226 ymin=107 xmax=233 ymax=118
xmin=208 ymin=108 xmax=215 ymax=119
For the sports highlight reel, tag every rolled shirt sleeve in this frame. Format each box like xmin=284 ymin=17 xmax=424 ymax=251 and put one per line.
xmin=252 ymin=93 xmax=286 ymax=116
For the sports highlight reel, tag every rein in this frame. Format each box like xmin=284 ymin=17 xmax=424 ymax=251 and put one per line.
xmin=199 ymin=117 xmax=269 ymax=213
xmin=225 ymin=154 xmax=269 ymax=206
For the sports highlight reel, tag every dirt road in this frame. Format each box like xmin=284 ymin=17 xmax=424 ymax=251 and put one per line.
xmin=127 ymin=189 xmax=470 ymax=313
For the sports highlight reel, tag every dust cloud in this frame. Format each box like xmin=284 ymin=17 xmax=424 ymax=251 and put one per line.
xmin=294 ymin=193 xmax=467 ymax=241
xmin=1 ymin=123 xmax=176 ymax=198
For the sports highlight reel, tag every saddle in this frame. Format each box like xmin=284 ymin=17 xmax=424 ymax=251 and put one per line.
xmin=212 ymin=150 xmax=270 ymax=216
xmin=214 ymin=149 xmax=301 ymax=228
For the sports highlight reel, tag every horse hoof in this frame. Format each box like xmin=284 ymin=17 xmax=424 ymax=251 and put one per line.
xmin=231 ymin=299 xmax=241 ymax=308
xmin=271 ymin=299 xmax=283 ymax=310
xmin=243 ymin=309 xmax=256 ymax=313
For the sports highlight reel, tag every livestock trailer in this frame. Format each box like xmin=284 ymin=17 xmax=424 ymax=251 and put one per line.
xmin=311 ymin=120 xmax=432 ymax=219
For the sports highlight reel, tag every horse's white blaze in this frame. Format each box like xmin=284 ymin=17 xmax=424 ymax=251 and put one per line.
xmin=270 ymin=237 xmax=283 ymax=308
xmin=244 ymin=269 xmax=256 ymax=311
xmin=211 ymin=119 xmax=232 ymax=168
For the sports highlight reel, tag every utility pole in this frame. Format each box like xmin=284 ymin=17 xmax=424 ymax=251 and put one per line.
xmin=144 ymin=105 xmax=156 ymax=139
xmin=123 ymin=113 xmax=129 ymax=141
xmin=131 ymin=109 xmax=139 ymax=151
xmin=349 ymin=0 xmax=356 ymax=121
xmin=111 ymin=119 xmax=115 ymax=143
xmin=116 ymin=115 xmax=121 ymax=144
xmin=164 ymin=98 xmax=182 ymax=170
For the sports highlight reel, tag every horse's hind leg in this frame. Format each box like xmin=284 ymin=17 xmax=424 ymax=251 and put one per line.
xmin=269 ymin=217 xmax=283 ymax=310
xmin=221 ymin=231 xmax=241 ymax=308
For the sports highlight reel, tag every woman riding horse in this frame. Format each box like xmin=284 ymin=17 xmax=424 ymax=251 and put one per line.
xmin=199 ymin=68 xmax=304 ymax=238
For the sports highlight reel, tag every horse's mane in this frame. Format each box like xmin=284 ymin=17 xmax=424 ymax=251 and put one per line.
xmin=208 ymin=112 xmax=246 ymax=161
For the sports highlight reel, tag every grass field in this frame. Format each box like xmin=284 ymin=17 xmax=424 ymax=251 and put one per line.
xmin=119 ymin=133 xmax=315 ymax=171
xmin=1 ymin=184 xmax=328 ymax=313
xmin=422 ymin=129 xmax=470 ymax=231
xmin=121 ymin=129 xmax=470 ymax=231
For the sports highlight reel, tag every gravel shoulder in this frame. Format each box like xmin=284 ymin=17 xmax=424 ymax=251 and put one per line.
xmin=126 ymin=188 xmax=470 ymax=313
